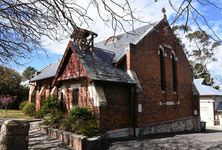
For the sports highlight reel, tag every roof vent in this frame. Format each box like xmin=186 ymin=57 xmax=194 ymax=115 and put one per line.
xmin=70 ymin=27 xmax=98 ymax=52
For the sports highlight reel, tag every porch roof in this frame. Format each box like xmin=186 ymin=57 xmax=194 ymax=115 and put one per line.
xmin=72 ymin=43 xmax=135 ymax=84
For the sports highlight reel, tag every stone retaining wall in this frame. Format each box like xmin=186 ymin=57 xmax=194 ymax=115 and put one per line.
xmin=40 ymin=117 xmax=200 ymax=150
xmin=102 ymin=117 xmax=200 ymax=139
xmin=137 ymin=117 xmax=200 ymax=136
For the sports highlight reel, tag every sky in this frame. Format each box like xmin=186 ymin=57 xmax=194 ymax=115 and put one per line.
xmin=11 ymin=0 xmax=222 ymax=83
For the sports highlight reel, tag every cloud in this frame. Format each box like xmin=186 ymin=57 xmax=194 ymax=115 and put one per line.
xmin=39 ymin=0 xmax=222 ymax=84
xmin=40 ymin=0 xmax=178 ymax=55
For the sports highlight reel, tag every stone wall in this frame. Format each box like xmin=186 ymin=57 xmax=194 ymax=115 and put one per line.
xmin=137 ymin=117 xmax=200 ymax=136
xmin=102 ymin=117 xmax=200 ymax=139
xmin=0 ymin=120 xmax=30 ymax=150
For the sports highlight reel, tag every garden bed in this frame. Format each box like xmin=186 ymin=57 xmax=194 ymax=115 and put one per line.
xmin=40 ymin=125 xmax=101 ymax=150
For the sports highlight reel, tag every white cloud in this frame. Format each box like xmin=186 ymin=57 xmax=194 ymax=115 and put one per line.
xmin=41 ymin=0 xmax=178 ymax=55
xmin=39 ymin=0 xmax=222 ymax=83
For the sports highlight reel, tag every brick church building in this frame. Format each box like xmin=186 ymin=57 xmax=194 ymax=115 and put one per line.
xmin=29 ymin=17 xmax=200 ymax=137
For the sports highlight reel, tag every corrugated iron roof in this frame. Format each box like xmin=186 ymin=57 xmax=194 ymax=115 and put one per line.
xmin=194 ymin=78 xmax=222 ymax=96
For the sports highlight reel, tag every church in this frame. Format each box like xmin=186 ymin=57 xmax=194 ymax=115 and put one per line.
xmin=29 ymin=17 xmax=200 ymax=137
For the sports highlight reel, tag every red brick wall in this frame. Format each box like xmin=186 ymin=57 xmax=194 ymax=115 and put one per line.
xmin=128 ymin=20 xmax=199 ymax=127
xmin=96 ymin=82 xmax=132 ymax=131
xmin=56 ymin=80 xmax=133 ymax=131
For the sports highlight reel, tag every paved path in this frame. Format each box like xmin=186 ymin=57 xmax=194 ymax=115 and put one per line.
xmin=107 ymin=128 xmax=222 ymax=150
xmin=28 ymin=122 xmax=72 ymax=150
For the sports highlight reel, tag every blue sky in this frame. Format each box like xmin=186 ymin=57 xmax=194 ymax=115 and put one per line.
xmin=11 ymin=0 xmax=222 ymax=83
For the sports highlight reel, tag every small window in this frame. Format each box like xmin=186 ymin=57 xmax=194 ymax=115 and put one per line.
xmin=72 ymin=89 xmax=79 ymax=106
xmin=172 ymin=53 xmax=177 ymax=92
xmin=159 ymin=49 xmax=166 ymax=91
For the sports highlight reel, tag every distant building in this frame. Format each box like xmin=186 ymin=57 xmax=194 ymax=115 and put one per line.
xmin=194 ymin=78 xmax=222 ymax=126
xmin=29 ymin=17 xmax=200 ymax=137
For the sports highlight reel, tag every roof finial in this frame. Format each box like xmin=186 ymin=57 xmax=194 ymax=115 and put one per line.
xmin=162 ymin=7 xmax=167 ymax=21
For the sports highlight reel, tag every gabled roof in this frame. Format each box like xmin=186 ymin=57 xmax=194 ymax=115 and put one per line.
xmin=31 ymin=19 xmax=164 ymax=82
xmin=31 ymin=59 xmax=61 ymax=82
xmin=194 ymin=78 xmax=222 ymax=96
xmin=95 ymin=20 xmax=161 ymax=62
xmin=72 ymin=43 xmax=134 ymax=84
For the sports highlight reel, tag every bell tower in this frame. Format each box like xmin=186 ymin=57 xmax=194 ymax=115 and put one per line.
xmin=70 ymin=27 xmax=98 ymax=52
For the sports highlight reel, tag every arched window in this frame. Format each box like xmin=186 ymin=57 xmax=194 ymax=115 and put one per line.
xmin=172 ymin=53 xmax=177 ymax=92
xmin=159 ymin=48 xmax=166 ymax=91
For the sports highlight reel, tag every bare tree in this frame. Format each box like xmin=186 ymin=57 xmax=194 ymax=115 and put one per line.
xmin=0 ymin=0 xmax=144 ymax=64
xmin=156 ymin=0 xmax=222 ymax=41
xmin=0 ymin=0 xmax=221 ymax=64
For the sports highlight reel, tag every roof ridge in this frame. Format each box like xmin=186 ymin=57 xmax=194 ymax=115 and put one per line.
xmin=96 ymin=21 xmax=159 ymax=44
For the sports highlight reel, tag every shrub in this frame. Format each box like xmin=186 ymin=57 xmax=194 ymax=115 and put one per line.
xmin=68 ymin=107 xmax=92 ymax=121
xmin=43 ymin=108 xmax=64 ymax=128
xmin=63 ymin=107 xmax=100 ymax=137
xmin=22 ymin=103 xmax=35 ymax=116
xmin=19 ymin=101 xmax=28 ymax=110
xmin=35 ymin=110 xmax=44 ymax=118
xmin=40 ymin=96 xmax=63 ymax=117
xmin=70 ymin=118 xmax=100 ymax=137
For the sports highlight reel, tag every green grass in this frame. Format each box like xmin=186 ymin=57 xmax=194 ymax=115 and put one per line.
xmin=0 ymin=109 xmax=33 ymax=119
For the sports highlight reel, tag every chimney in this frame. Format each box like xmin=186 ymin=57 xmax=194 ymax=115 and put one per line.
xmin=70 ymin=27 xmax=98 ymax=52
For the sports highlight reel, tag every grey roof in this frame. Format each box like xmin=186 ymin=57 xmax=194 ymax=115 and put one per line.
xmin=31 ymin=59 xmax=61 ymax=82
xmin=95 ymin=22 xmax=158 ymax=62
xmin=72 ymin=43 xmax=134 ymax=84
xmin=30 ymin=22 xmax=160 ymax=82
xmin=194 ymin=78 xmax=222 ymax=96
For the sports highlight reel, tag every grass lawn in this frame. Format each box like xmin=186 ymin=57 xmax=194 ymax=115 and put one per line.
xmin=0 ymin=109 xmax=33 ymax=119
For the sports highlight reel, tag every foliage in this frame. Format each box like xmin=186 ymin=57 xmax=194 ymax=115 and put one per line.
xmin=60 ymin=107 xmax=100 ymax=137
xmin=43 ymin=108 xmax=64 ymax=128
xmin=39 ymin=96 xmax=65 ymax=127
xmin=40 ymin=96 xmax=63 ymax=116
xmin=70 ymin=118 xmax=100 ymax=137
xmin=34 ymin=110 xmax=44 ymax=119
xmin=173 ymin=25 xmax=221 ymax=87
xmin=22 ymin=66 xmax=37 ymax=80
xmin=192 ymin=63 xmax=214 ymax=85
xmin=0 ymin=65 xmax=28 ymax=109
xmin=68 ymin=107 xmax=93 ymax=121
xmin=0 ymin=65 xmax=22 ymax=95
xmin=0 ymin=96 xmax=15 ymax=115
xmin=22 ymin=103 xmax=36 ymax=116
xmin=19 ymin=101 xmax=29 ymax=110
